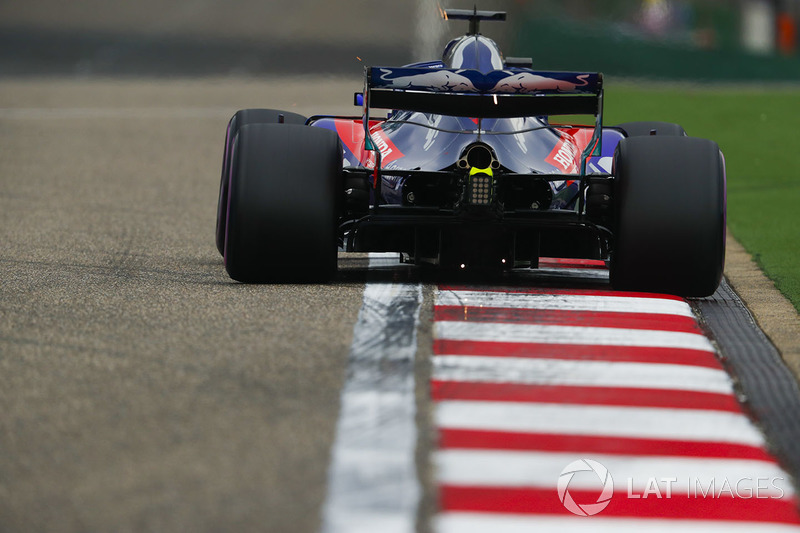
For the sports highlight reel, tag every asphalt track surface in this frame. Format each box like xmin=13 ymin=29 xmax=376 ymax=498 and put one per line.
xmin=0 ymin=3 xmax=428 ymax=530
xmin=0 ymin=77 xmax=383 ymax=532
xmin=4 ymin=2 xmax=800 ymax=532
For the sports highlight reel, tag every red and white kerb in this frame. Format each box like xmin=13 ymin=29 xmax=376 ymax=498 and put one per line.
xmin=431 ymin=259 xmax=800 ymax=532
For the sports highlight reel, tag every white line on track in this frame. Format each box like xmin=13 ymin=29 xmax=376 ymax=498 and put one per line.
xmin=435 ymin=401 xmax=767 ymax=446
xmin=320 ymin=254 xmax=423 ymax=533
xmin=435 ymin=513 xmax=800 ymax=533
xmin=435 ymin=449 xmax=791 ymax=495
xmin=436 ymin=321 xmax=716 ymax=351
xmin=432 ymin=356 xmax=734 ymax=394
xmin=437 ymin=290 xmax=695 ymax=317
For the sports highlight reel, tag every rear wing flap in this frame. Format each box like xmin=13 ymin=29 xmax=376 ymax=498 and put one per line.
xmin=364 ymin=67 xmax=603 ymax=118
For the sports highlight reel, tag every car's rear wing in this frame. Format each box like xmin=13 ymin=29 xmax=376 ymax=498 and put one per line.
xmin=364 ymin=67 xmax=602 ymax=118
xmin=361 ymin=66 xmax=604 ymax=178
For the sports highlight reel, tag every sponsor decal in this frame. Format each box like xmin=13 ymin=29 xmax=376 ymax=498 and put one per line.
xmin=545 ymin=134 xmax=579 ymax=173
xmin=377 ymin=68 xmax=478 ymax=93
xmin=492 ymin=72 xmax=591 ymax=94
xmin=331 ymin=119 xmax=404 ymax=169
xmin=373 ymin=68 xmax=598 ymax=94
xmin=364 ymin=126 xmax=404 ymax=169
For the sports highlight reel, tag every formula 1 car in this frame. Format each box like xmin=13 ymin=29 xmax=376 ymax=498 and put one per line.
xmin=215 ymin=8 xmax=726 ymax=297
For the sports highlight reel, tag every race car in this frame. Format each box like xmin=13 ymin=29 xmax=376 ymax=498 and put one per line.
xmin=215 ymin=8 xmax=726 ymax=297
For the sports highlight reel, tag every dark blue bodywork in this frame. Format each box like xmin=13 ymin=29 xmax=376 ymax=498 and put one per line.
xmin=308 ymin=9 xmax=623 ymax=266
xmin=311 ymin=33 xmax=622 ymax=211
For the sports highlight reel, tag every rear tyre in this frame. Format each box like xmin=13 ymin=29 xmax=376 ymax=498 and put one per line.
xmin=610 ymin=136 xmax=725 ymax=297
xmin=224 ymin=123 xmax=342 ymax=283
xmin=216 ymin=109 xmax=307 ymax=255
xmin=616 ymin=121 xmax=686 ymax=137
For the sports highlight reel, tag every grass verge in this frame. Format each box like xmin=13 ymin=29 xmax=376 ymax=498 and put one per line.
xmin=602 ymin=83 xmax=800 ymax=310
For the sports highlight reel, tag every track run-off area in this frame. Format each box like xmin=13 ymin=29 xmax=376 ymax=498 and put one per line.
xmin=3 ymin=77 xmax=800 ymax=531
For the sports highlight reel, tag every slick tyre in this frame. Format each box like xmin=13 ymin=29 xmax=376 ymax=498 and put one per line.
xmin=223 ymin=123 xmax=342 ymax=283
xmin=216 ymin=109 xmax=307 ymax=255
xmin=616 ymin=121 xmax=687 ymax=137
xmin=610 ymin=136 xmax=726 ymax=297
